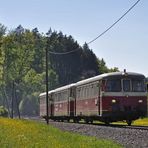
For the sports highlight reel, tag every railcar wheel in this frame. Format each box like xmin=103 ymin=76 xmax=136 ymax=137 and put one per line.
xmin=74 ymin=119 xmax=79 ymax=123
xmin=84 ymin=119 xmax=89 ymax=124
xmin=90 ymin=120 xmax=93 ymax=124
xmin=105 ymin=121 xmax=110 ymax=125
xmin=126 ymin=120 xmax=132 ymax=126
xmin=104 ymin=119 xmax=110 ymax=125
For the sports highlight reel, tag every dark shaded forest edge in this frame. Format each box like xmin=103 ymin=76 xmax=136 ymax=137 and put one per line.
xmin=0 ymin=23 xmax=119 ymax=117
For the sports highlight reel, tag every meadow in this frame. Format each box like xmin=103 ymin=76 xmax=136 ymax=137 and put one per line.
xmin=0 ymin=118 xmax=122 ymax=148
xmin=105 ymin=118 xmax=148 ymax=126
xmin=133 ymin=117 xmax=148 ymax=126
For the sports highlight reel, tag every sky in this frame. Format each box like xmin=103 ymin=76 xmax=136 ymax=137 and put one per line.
xmin=0 ymin=0 xmax=148 ymax=76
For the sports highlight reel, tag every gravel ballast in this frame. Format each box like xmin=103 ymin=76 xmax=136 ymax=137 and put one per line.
xmin=49 ymin=121 xmax=148 ymax=148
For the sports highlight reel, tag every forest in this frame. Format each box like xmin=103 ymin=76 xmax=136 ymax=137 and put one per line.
xmin=0 ymin=23 xmax=119 ymax=117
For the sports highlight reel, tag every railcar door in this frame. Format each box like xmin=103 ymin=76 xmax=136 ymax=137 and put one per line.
xmin=49 ymin=94 xmax=54 ymax=116
xmin=50 ymin=102 xmax=54 ymax=116
xmin=98 ymin=80 xmax=105 ymax=116
xmin=69 ymin=87 xmax=76 ymax=116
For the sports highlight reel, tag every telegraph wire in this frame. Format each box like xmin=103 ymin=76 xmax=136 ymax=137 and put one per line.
xmin=47 ymin=0 xmax=141 ymax=55
xmin=87 ymin=0 xmax=141 ymax=45
xmin=48 ymin=47 xmax=80 ymax=55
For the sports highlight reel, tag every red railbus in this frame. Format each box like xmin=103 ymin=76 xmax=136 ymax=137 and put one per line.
xmin=39 ymin=71 xmax=147 ymax=125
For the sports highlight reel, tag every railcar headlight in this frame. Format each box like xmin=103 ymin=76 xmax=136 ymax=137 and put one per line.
xmin=138 ymin=100 xmax=143 ymax=103
xmin=112 ymin=99 xmax=116 ymax=103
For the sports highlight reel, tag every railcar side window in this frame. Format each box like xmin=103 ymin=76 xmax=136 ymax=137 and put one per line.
xmin=80 ymin=87 xmax=83 ymax=99
xmin=40 ymin=97 xmax=45 ymax=104
xmin=106 ymin=79 xmax=121 ymax=92
xmin=54 ymin=94 xmax=57 ymax=102
xmin=132 ymin=79 xmax=145 ymax=92
xmin=123 ymin=79 xmax=131 ymax=92
xmin=77 ymin=88 xmax=80 ymax=99
xmin=94 ymin=83 xmax=99 ymax=96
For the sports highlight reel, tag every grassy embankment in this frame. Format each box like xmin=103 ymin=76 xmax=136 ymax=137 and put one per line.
xmin=133 ymin=118 xmax=148 ymax=126
xmin=0 ymin=118 xmax=122 ymax=148
xmin=79 ymin=118 xmax=148 ymax=126
xmin=110 ymin=118 xmax=148 ymax=126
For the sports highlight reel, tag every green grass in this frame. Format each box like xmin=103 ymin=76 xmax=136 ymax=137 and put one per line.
xmin=89 ymin=117 xmax=148 ymax=126
xmin=110 ymin=118 xmax=148 ymax=126
xmin=0 ymin=118 xmax=122 ymax=148
xmin=133 ymin=118 xmax=148 ymax=126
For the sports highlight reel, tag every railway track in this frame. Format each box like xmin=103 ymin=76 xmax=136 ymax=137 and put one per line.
xmin=124 ymin=125 xmax=148 ymax=131
xmin=95 ymin=123 xmax=148 ymax=131
xmin=25 ymin=116 xmax=148 ymax=131
xmin=69 ymin=121 xmax=148 ymax=131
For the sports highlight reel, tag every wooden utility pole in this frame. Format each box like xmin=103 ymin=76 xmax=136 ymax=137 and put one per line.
xmin=46 ymin=38 xmax=49 ymax=124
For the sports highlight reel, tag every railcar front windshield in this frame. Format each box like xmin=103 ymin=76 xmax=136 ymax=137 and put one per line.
xmin=123 ymin=79 xmax=131 ymax=92
xmin=105 ymin=77 xmax=145 ymax=92
xmin=132 ymin=79 xmax=145 ymax=92
xmin=106 ymin=79 xmax=121 ymax=92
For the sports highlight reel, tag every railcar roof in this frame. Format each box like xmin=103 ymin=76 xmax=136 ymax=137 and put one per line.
xmin=39 ymin=71 xmax=145 ymax=97
xmin=39 ymin=83 xmax=76 ymax=97
xmin=53 ymin=83 xmax=76 ymax=92
xmin=39 ymin=90 xmax=56 ymax=97
xmin=75 ymin=71 xmax=145 ymax=86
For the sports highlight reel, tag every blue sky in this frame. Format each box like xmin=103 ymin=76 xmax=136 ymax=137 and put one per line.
xmin=0 ymin=0 xmax=148 ymax=76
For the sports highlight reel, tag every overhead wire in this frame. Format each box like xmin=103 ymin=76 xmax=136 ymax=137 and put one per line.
xmin=87 ymin=0 xmax=141 ymax=45
xmin=47 ymin=0 xmax=141 ymax=55
xmin=48 ymin=47 xmax=80 ymax=55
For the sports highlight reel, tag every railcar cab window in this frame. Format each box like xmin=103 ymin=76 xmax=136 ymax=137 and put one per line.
xmin=106 ymin=79 xmax=121 ymax=92
xmin=132 ymin=79 xmax=145 ymax=92
xmin=123 ymin=79 xmax=131 ymax=92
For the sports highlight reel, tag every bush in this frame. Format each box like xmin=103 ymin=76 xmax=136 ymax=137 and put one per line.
xmin=0 ymin=106 xmax=8 ymax=117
